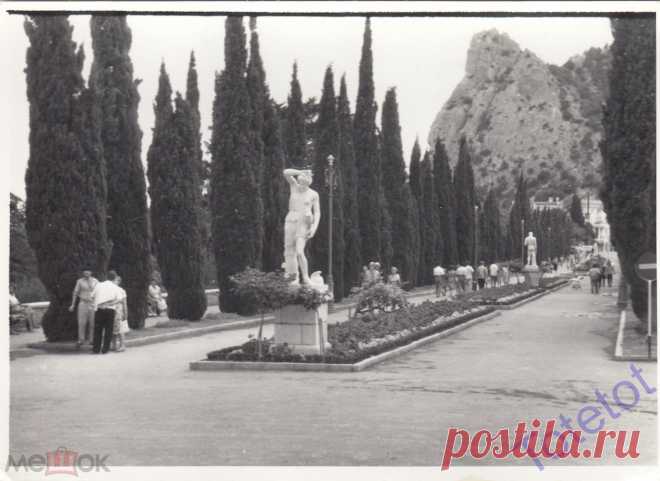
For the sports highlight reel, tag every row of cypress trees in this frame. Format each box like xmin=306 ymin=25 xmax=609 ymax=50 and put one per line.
xmin=24 ymin=15 xmax=153 ymax=341
xmin=25 ymin=15 xmax=581 ymax=333
xmin=24 ymin=15 xmax=209 ymax=340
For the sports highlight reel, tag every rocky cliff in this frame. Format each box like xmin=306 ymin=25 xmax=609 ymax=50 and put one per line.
xmin=428 ymin=29 xmax=610 ymax=206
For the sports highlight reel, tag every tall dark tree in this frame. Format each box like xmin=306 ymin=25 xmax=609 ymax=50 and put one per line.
xmin=248 ymin=18 xmax=287 ymax=272
xmin=186 ymin=51 xmax=205 ymax=186
xmin=454 ymin=137 xmax=477 ymax=264
xmin=24 ymin=16 xmax=110 ymax=341
xmin=90 ymin=15 xmax=151 ymax=328
xmin=405 ymin=182 xmax=421 ymax=286
xmin=509 ymin=171 xmax=532 ymax=261
xmin=310 ymin=66 xmax=345 ymax=300
xmin=186 ymin=50 xmax=215 ymax=286
xmin=409 ymin=139 xmax=424 ymax=285
xmin=480 ymin=190 xmax=502 ymax=264
xmin=285 ymin=62 xmax=307 ymax=168
xmin=601 ymin=16 xmax=656 ymax=323
xmin=380 ymin=88 xmax=414 ymax=282
xmin=433 ymin=139 xmax=458 ymax=267
xmin=210 ymin=17 xmax=264 ymax=313
xmin=147 ymin=69 xmax=207 ymax=321
xmin=354 ymin=17 xmax=383 ymax=264
xmin=420 ymin=152 xmax=440 ymax=284
xmin=569 ymin=193 xmax=585 ymax=227
xmin=379 ymin=180 xmax=394 ymax=272
xmin=337 ymin=75 xmax=362 ymax=293
xmin=409 ymin=139 xmax=423 ymax=201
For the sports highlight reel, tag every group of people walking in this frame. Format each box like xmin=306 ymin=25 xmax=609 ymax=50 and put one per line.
xmin=433 ymin=261 xmax=511 ymax=298
xmin=588 ymin=259 xmax=615 ymax=294
xmin=69 ymin=268 xmax=129 ymax=353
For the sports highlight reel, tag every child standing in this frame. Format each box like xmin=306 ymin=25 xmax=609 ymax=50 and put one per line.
xmin=112 ymin=276 xmax=129 ymax=352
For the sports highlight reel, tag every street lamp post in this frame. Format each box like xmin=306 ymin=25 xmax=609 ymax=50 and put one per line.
xmin=326 ymin=154 xmax=335 ymax=297
xmin=521 ymin=218 xmax=525 ymax=263
xmin=474 ymin=205 xmax=479 ymax=266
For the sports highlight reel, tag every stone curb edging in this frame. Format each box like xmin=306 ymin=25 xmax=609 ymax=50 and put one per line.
xmin=613 ymin=308 xmax=657 ymax=362
xmin=12 ymin=317 xmax=264 ymax=361
xmin=189 ymin=309 xmax=501 ymax=372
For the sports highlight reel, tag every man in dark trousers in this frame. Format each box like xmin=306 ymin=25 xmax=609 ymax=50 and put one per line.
xmin=91 ymin=270 xmax=122 ymax=354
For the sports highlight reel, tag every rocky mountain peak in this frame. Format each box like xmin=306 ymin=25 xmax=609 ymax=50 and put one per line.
xmin=428 ymin=30 xmax=610 ymax=208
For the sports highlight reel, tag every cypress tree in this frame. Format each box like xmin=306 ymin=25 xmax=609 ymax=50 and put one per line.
xmin=186 ymin=50 xmax=215 ymax=286
xmin=601 ymin=16 xmax=656 ymax=322
xmin=409 ymin=139 xmax=423 ymax=200
xmin=433 ymin=139 xmax=458 ymax=267
xmin=90 ymin=15 xmax=151 ymax=328
xmin=285 ymin=62 xmax=307 ymax=168
xmin=381 ymin=88 xmax=414 ymax=283
xmin=247 ymin=18 xmax=265 ymax=185
xmin=454 ymin=136 xmax=477 ymax=264
xmin=480 ymin=190 xmax=502 ymax=264
xmin=186 ymin=51 xmax=205 ymax=187
xmin=379 ymin=181 xmax=394 ymax=272
xmin=210 ymin=17 xmax=264 ymax=313
xmin=405 ymin=182 xmax=421 ymax=286
xmin=338 ymin=75 xmax=362 ymax=293
xmin=147 ymin=72 xmax=207 ymax=320
xmin=569 ymin=193 xmax=585 ymax=226
xmin=248 ymin=18 xmax=287 ymax=272
xmin=509 ymin=171 xmax=531 ymax=261
xmin=310 ymin=66 xmax=345 ymax=300
xmin=409 ymin=139 xmax=424 ymax=284
xmin=354 ymin=17 xmax=382 ymax=264
xmin=420 ymin=152 xmax=440 ymax=284
xmin=24 ymin=16 xmax=110 ymax=341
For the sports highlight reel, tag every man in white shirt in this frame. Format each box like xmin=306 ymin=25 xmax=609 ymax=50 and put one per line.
xmin=433 ymin=265 xmax=446 ymax=297
xmin=464 ymin=262 xmax=475 ymax=291
xmin=69 ymin=268 xmax=98 ymax=346
xmin=489 ymin=262 xmax=499 ymax=287
xmin=455 ymin=264 xmax=467 ymax=292
xmin=91 ymin=270 xmax=122 ymax=354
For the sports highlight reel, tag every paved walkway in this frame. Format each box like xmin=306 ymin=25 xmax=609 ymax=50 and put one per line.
xmin=9 ymin=275 xmax=656 ymax=467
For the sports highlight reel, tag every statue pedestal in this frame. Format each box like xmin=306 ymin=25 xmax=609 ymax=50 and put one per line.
xmin=273 ymin=302 xmax=331 ymax=355
xmin=523 ymin=265 xmax=542 ymax=287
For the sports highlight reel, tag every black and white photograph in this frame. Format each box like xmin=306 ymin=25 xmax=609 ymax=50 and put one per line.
xmin=1 ymin=1 xmax=657 ymax=479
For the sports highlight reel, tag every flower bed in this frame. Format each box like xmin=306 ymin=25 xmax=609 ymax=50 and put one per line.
xmin=206 ymin=299 xmax=494 ymax=364
xmin=457 ymin=284 xmax=541 ymax=305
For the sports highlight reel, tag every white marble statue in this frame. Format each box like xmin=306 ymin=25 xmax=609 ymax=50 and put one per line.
xmin=283 ymin=168 xmax=320 ymax=285
xmin=524 ymin=232 xmax=538 ymax=267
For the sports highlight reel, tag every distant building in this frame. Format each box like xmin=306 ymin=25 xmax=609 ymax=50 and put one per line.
xmin=532 ymin=196 xmax=564 ymax=211
xmin=581 ymin=198 xmax=611 ymax=253
xmin=533 ymin=193 xmax=612 ymax=253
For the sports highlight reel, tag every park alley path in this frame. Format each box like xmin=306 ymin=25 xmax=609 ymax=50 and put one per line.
xmin=10 ymin=278 xmax=657 ymax=467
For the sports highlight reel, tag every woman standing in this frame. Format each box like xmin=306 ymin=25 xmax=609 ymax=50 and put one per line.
xmin=112 ymin=276 xmax=129 ymax=352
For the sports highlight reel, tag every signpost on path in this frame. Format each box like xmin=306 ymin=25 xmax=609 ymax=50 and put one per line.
xmin=635 ymin=252 xmax=656 ymax=359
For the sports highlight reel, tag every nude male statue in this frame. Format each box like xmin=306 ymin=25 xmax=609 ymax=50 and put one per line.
xmin=283 ymin=168 xmax=320 ymax=285
xmin=524 ymin=231 xmax=538 ymax=267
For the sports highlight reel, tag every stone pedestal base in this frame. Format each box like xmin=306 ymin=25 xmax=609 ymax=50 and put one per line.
xmin=273 ymin=302 xmax=331 ymax=355
xmin=523 ymin=265 xmax=542 ymax=287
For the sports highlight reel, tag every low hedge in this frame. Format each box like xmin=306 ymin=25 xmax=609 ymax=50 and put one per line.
xmin=456 ymin=284 xmax=534 ymax=304
xmin=206 ymin=299 xmax=494 ymax=364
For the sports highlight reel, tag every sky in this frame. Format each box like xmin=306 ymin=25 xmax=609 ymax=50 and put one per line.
xmin=3 ymin=14 xmax=613 ymax=199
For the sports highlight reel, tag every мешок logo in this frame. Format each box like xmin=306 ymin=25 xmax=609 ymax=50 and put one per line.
xmin=6 ymin=447 xmax=110 ymax=476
